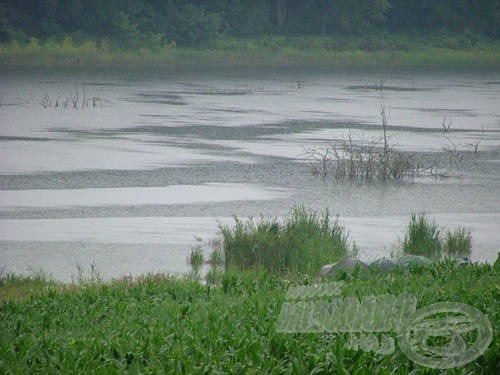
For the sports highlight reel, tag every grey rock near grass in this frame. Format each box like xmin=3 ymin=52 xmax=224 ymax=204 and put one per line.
xmin=319 ymin=256 xmax=368 ymax=278
xmin=397 ymin=255 xmax=433 ymax=267
xmin=369 ymin=257 xmax=397 ymax=271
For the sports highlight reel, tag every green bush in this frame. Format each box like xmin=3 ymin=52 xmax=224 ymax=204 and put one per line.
xmin=402 ymin=213 xmax=442 ymax=259
xmin=444 ymin=226 xmax=472 ymax=258
xmin=188 ymin=244 xmax=204 ymax=276
xmin=219 ymin=206 xmax=350 ymax=275
xmin=401 ymin=213 xmax=473 ymax=260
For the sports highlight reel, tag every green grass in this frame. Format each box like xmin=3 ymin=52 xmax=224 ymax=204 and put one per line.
xmin=1 ymin=34 xmax=499 ymax=66
xmin=0 ymin=272 xmax=60 ymax=302
xmin=187 ymin=244 xmax=204 ymax=275
xmin=219 ymin=206 xmax=351 ymax=275
xmin=401 ymin=213 xmax=473 ymax=260
xmin=0 ymin=260 xmax=498 ymax=373
xmin=402 ymin=213 xmax=443 ymax=259
xmin=444 ymin=227 xmax=472 ymax=258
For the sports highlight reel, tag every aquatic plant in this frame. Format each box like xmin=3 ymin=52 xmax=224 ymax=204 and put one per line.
xmin=400 ymin=213 xmax=472 ymax=260
xmin=401 ymin=213 xmax=442 ymax=259
xmin=219 ymin=206 xmax=350 ymax=275
xmin=205 ymin=241 xmax=225 ymax=286
xmin=188 ymin=243 xmax=204 ymax=277
xmin=444 ymin=226 xmax=472 ymax=258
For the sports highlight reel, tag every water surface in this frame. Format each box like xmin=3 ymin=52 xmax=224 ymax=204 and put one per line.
xmin=1 ymin=65 xmax=499 ymax=281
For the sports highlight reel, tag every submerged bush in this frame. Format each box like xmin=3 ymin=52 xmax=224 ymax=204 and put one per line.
xmin=307 ymin=108 xmax=428 ymax=183
xmin=219 ymin=206 xmax=350 ymax=275
xmin=307 ymin=137 xmax=422 ymax=182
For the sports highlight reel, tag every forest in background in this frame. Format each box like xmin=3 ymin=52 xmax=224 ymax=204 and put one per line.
xmin=1 ymin=0 xmax=499 ymax=49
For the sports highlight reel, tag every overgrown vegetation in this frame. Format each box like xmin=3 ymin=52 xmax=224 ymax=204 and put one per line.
xmin=1 ymin=34 xmax=499 ymax=66
xmin=401 ymin=213 xmax=472 ymax=259
xmin=187 ymin=242 xmax=204 ymax=278
xmin=2 ymin=1 xmax=498 ymax=49
xmin=1 ymin=1 xmax=498 ymax=66
xmin=401 ymin=213 xmax=443 ymax=259
xmin=0 ymin=210 xmax=493 ymax=372
xmin=218 ymin=206 xmax=351 ymax=275
xmin=443 ymin=226 xmax=473 ymax=258
xmin=200 ymin=210 xmax=474 ymax=277
xmin=0 ymin=259 xmax=497 ymax=373
xmin=186 ymin=207 xmax=482 ymax=282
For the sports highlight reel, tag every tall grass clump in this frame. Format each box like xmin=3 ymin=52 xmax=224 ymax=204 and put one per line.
xmin=205 ymin=240 xmax=225 ymax=286
xmin=219 ymin=206 xmax=350 ymax=275
xmin=444 ymin=226 xmax=472 ymax=258
xmin=402 ymin=213 xmax=442 ymax=259
xmin=401 ymin=213 xmax=472 ymax=259
xmin=188 ymin=243 xmax=204 ymax=278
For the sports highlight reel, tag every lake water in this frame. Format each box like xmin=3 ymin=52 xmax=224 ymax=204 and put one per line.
xmin=1 ymin=65 xmax=499 ymax=281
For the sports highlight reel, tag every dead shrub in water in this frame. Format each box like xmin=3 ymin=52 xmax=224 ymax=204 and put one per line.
xmin=306 ymin=132 xmax=425 ymax=182
xmin=307 ymin=106 xmax=429 ymax=182
xmin=38 ymin=83 xmax=109 ymax=110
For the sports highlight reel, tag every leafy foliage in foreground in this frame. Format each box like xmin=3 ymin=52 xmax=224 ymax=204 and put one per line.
xmin=219 ymin=206 xmax=351 ymax=275
xmin=0 ymin=261 xmax=498 ymax=373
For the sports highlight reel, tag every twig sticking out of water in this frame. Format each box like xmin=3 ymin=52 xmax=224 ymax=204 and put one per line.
xmin=441 ymin=115 xmax=452 ymax=133
xmin=306 ymin=106 xmax=429 ymax=182
xmin=39 ymin=83 xmax=108 ymax=110
xmin=296 ymin=76 xmax=304 ymax=89
xmin=40 ymin=93 xmax=52 ymax=108
xmin=305 ymin=133 xmax=425 ymax=182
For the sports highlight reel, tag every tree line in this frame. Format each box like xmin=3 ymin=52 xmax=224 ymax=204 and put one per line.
xmin=1 ymin=0 xmax=498 ymax=48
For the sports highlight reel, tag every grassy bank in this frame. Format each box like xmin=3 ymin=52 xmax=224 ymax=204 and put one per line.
xmin=1 ymin=34 xmax=499 ymax=67
xmin=0 ymin=210 xmax=495 ymax=372
xmin=1 ymin=260 xmax=498 ymax=373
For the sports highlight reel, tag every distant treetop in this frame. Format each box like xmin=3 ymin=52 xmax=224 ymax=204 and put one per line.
xmin=1 ymin=0 xmax=498 ymax=47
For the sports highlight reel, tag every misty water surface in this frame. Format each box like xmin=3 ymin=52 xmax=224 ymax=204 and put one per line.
xmin=1 ymin=65 xmax=499 ymax=281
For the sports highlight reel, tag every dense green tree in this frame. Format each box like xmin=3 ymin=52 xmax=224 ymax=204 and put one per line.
xmin=388 ymin=0 xmax=499 ymax=37
xmin=0 ymin=0 xmax=498 ymax=46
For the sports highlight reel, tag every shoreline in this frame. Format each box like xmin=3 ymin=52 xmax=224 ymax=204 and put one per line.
xmin=1 ymin=36 xmax=499 ymax=67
